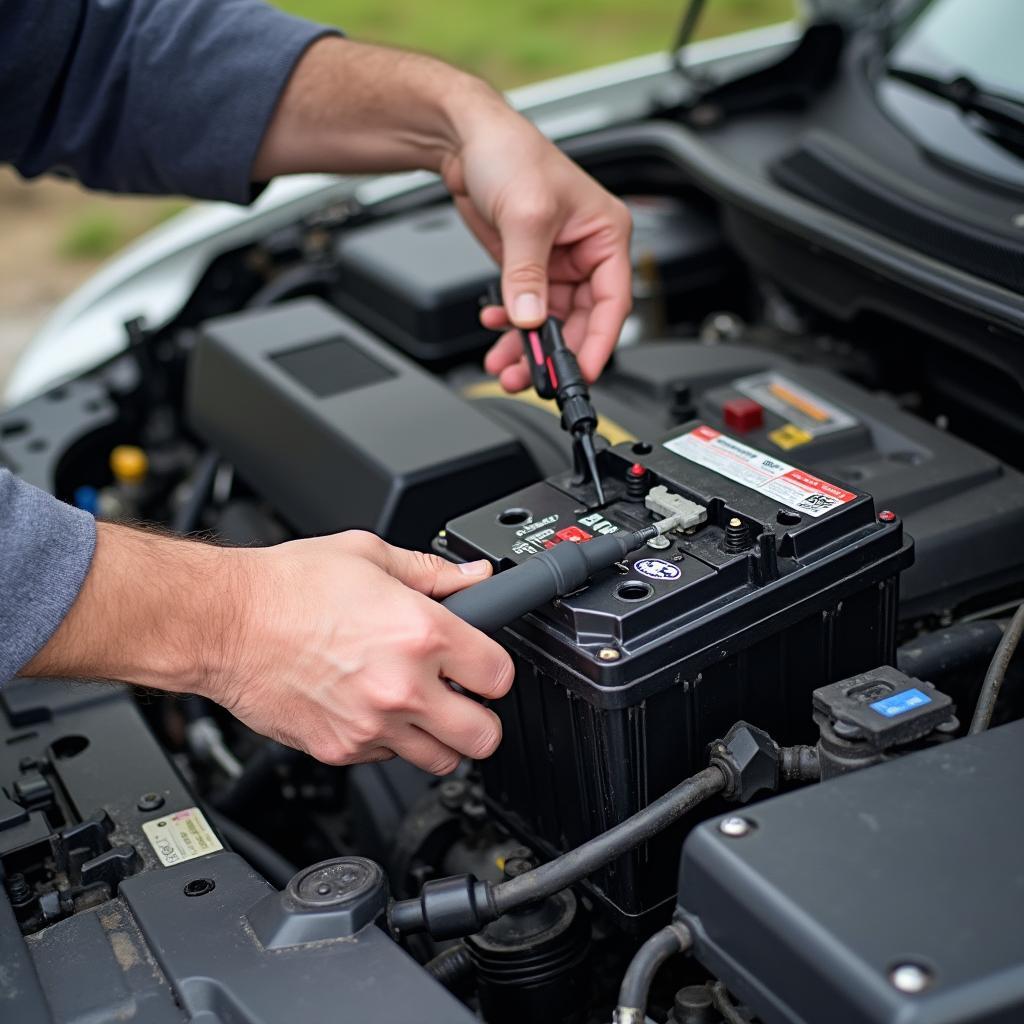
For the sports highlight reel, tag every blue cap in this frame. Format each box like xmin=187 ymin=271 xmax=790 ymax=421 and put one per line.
xmin=73 ymin=485 xmax=100 ymax=516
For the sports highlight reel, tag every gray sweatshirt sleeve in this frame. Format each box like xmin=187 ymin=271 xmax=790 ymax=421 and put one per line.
xmin=0 ymin=471 xmax=97 ymax=682
xmin=0 ymin=0 xmax=339 ymax=203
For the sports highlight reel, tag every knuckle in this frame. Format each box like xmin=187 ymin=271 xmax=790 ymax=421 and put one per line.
xmin=341 ymin=530 xmax=383 ymax=558
xmin=468 ymin=720 xmax=502 ymax=760
xmin=374 ymin=677 xmax=418 ymax=713
xmin=346 ymin=716 xmax=380 ymax=747
xmin=508 ymin=197 xmax=557 ymax=230
xmin=504 ymin=262 xmax=548 ymax=288
xmin=399 ymin=613 xmax=442 ymax=658
xmin=311 ymin=737 xmax=354 ymax=766
xmin=428 ymin=753 xmax=461 ymax=776
xmin=484 ymin=654 xmax=515 ymax=700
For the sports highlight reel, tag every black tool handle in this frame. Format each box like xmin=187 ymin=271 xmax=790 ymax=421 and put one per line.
xmin=520 ymin=317 xmax=588 ymax=404
xmin=442 ymin=530 xmax=647 ymax=633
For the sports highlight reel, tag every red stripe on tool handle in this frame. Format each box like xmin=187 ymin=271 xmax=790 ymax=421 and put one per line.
xmin=528 ymin=331 xmax=544 ymax=366
xmin=546 ymin=356 xmax=559 ymax=389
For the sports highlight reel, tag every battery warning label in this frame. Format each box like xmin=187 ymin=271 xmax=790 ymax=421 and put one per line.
xmin=663 ymin=426 xmax=856 ymax=518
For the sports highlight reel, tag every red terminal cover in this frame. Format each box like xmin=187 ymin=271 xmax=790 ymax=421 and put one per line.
xmin=723 ymin=397 xmax=764 ymax=433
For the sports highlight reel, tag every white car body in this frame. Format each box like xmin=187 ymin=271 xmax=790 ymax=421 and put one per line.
xmin=3 ymin=22 xmax=803 ymax=407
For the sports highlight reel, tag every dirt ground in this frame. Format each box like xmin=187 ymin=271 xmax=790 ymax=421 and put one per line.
xmin=0 ymin=168 xmax=177 ymax=387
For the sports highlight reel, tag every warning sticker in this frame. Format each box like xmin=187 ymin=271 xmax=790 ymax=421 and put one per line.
xmin=735 ymin=373 xmax=856 ymax=438
xmin=663 ymin=426 xmax=857 ymax=518
xmin=142 ymin=807 xmax=223 ymax=867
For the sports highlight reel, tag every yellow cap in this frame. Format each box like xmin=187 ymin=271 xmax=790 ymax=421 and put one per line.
xmin=110 ymin=445 xmax=149 ymax=484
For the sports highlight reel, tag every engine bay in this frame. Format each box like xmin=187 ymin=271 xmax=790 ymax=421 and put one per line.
xmin=4 ymin=12 xmax=1024 ymax=1023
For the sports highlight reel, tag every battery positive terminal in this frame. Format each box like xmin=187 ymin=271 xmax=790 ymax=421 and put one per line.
xmin=645 ymin=486 xmax=707 ymax=532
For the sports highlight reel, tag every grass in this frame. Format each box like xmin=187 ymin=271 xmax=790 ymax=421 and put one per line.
xmin=58 ymin=201 xmax=189 ymax=261
xmin=50 ymin=0 xmax=792 ymax=264
xmin=274 ymin=0 xmax=795 ymax=86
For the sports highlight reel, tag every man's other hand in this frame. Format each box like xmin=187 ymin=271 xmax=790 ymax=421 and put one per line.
xmin=442 ymin=97 xmax=633 ymax=393
xmin=252 ymin=39 xmax=633 ymax=394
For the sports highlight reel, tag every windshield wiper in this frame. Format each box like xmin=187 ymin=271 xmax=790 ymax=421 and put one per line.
xmin=887 ymin=67 xmax=1024 ymax=154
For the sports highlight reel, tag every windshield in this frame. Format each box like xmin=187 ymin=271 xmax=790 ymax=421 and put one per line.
xmin=891 ymin=0 xmax=1024 ymax=102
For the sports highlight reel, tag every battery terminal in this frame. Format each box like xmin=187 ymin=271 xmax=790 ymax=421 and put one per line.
xmin=644 ymin=485 xmax=707 ymax=533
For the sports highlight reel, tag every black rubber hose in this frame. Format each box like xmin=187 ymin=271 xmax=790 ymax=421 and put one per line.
xmin=245 ymin=264 xmax=335 ymax=309
xmin=213 ymin=742 xmax=306 ymax=818
xmin=710 ymin=981 xmax=749 ymax=1024
xmin=614 ymin=923 xmax=692 ymax=1024
xmin=208 ymin=810 xmax=297 ymax=889
xmin=493 ymin=766 xmax=725 ymax=914
xmin=969 ymin=603 xmax=1024 ymax=734
xmin=425 ymin=943 xmax=475 ymax=992
xmin=172 ymin=449 xmax=220 ymax=536
xmin=897 ymin=619 xmax=1005 ymax=681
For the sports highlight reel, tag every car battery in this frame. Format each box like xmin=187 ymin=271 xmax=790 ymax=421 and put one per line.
xmin=440 ymin=424 xmax=913 ymax=926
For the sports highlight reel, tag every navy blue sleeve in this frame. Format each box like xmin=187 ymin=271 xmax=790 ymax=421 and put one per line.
xmin=0 ymin=0 xmax=339 ymax=203
xmin=0 ymin=470 xmax=97 ymax=682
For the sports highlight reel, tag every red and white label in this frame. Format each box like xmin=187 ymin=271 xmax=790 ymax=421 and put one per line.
xmin=664 ymin=426 xmax=856 ymax=518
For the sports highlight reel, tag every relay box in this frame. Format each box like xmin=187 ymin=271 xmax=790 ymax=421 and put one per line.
xmin=442 ymin=424 xmax=913 ymax=924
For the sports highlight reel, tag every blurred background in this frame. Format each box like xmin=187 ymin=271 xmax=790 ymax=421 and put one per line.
xmin=0 ymin=0 xmax=790 ymax=382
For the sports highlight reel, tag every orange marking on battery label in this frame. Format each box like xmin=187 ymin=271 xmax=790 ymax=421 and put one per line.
xmin=768 ymin=382 xmax=830 ymax=423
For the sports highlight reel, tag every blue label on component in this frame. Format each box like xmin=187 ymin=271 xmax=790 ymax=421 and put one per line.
xmin=634 ymin=558 xmax=682 ymax=581
xmin=870 ymin=688 xmax=932 ymax=718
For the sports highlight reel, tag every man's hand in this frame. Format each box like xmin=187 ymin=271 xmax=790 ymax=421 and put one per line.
xmin=253 ymin=38 xmax=632 ymax=393
xmin=24 ymin=525 xmax=513 ymax=775
xmin=440 ymin=105 xmax=632 ymax=393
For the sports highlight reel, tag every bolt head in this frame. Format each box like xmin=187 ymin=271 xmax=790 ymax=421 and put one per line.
xmin=598 ymin=647 xmax=621 ymax=661
xmin=890 ymin=963 xmax=932 ymax=994
xmin=718 ymin=816 xmax=753 ymax=838
xmin=646 ymin=535 xmax=672 ymax=550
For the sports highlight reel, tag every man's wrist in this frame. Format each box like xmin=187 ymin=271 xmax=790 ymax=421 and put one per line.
xmin=22 ymin=523 xmax=251 ymax=699
xmin=433 ymin=74 xmax=509 ymax=168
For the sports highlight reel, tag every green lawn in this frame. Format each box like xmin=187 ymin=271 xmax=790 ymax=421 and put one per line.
xmin=273 ymin=0 xmax=795 ymax=87
xmin=52 ymin=0 xmax=793 ymax=264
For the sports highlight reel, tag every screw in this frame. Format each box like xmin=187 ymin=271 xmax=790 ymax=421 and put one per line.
xmin=890 ymin=963 xmax=932 ymax=994
xmin=316 ymin=882 xmax=332 ymax=896
xmin=598 ymin=647 xmax=621 ymax=661
xmin=718 ymin=816 xmax=753 ymax=838
xmin=137 ymin=792 xmax=164 ymax=812
xmin=878 ymin=510 xmax=897 ymax=523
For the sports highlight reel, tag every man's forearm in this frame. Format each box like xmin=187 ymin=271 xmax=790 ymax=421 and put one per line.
xmin=252 ymin=37 xmax=510 ymax=180
xmin=22 ymin=524 xmax=244 ymax=697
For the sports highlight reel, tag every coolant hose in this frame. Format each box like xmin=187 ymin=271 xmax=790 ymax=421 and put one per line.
xmin=969 ymin=602 xmax=1024 ymax=734
xmin=208 ymin=810 xmax=297 ymax=890
xmin=492 ymin=765 xmax=725 ymax=915
xmin=425 ymin=943 xmax=475 ymax=992
xmin=613 ymin=922 xmax=693 ymax=1024
xmin=389 ymin=765 xmax=726 ymax=938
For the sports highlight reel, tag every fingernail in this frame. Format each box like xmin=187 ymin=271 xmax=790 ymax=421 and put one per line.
xmin=458 ymin=559 xmax=490 ymax=576
xmin=512 ymin=293 xmax=542 ymax=324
